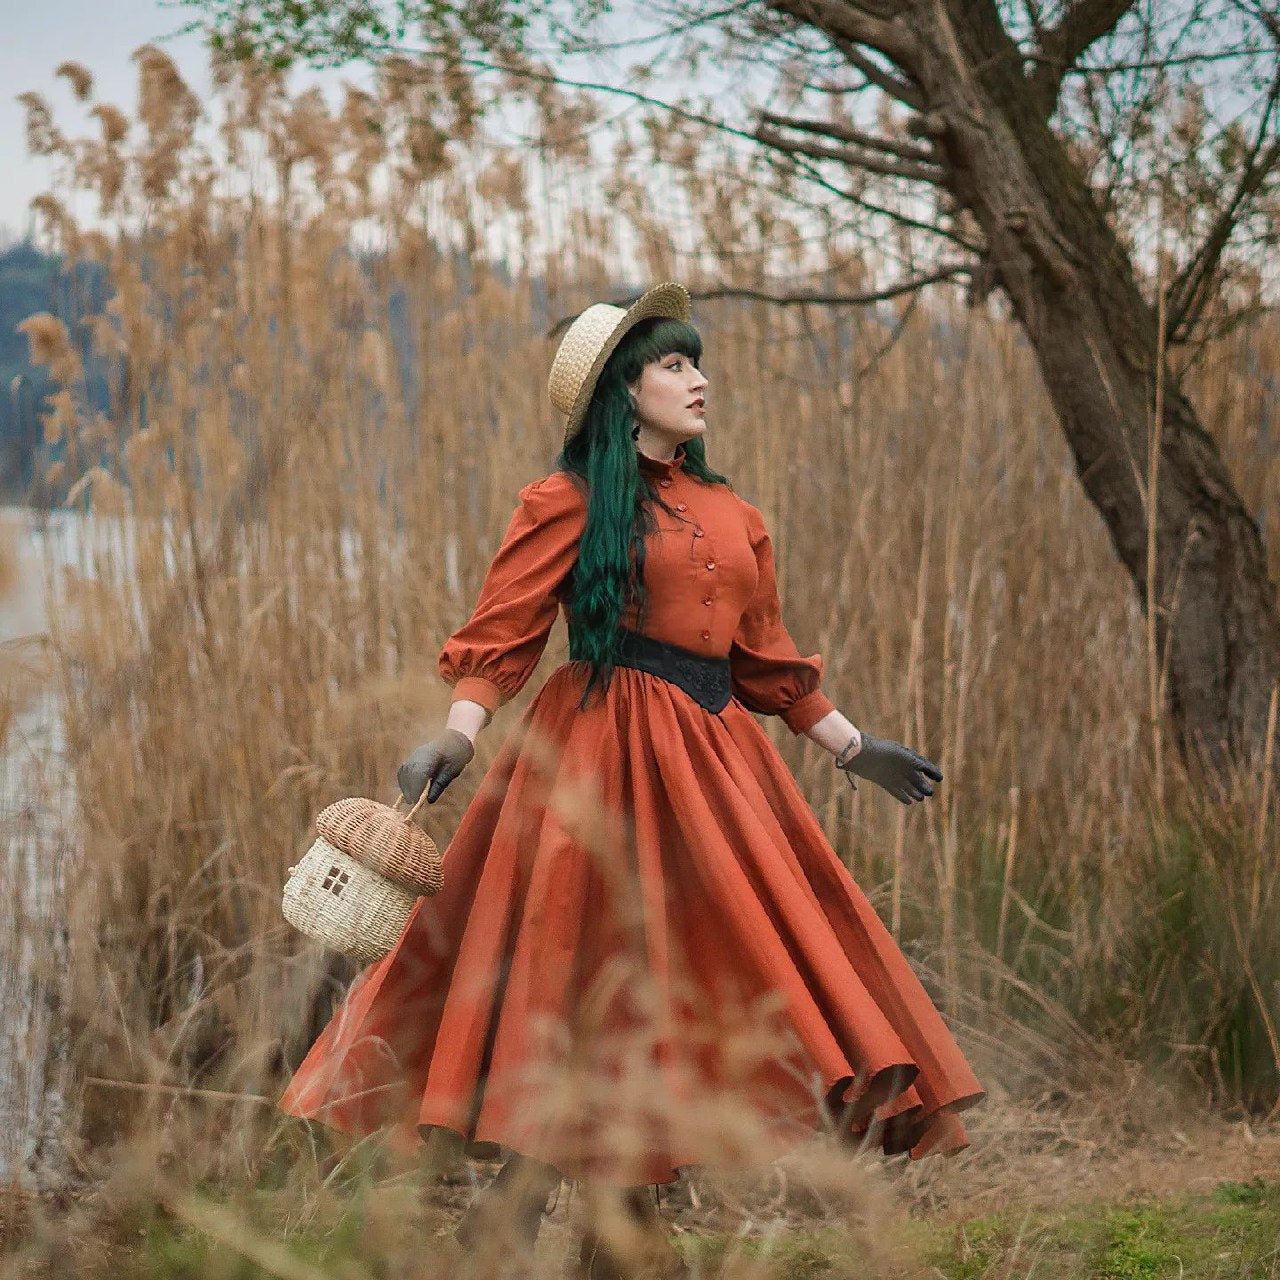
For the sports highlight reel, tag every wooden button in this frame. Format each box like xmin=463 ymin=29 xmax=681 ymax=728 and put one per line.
xmin=700 ymin=630 xmax=711 ymax=640
xmin=702 ymin=597 xmax=713 ymax=606
xmin=705 ymin=560 xmax=716 ymax=570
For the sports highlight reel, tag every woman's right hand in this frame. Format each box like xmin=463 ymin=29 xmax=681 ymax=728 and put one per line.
xmin=398 ymin=729 xmax=476 ymax=805
xmin=836 ymin=733 xmax=942 ymax=804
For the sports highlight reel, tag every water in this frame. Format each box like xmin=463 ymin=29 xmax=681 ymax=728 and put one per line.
xmin=1 ymin=507 xmax=77 ymax=1188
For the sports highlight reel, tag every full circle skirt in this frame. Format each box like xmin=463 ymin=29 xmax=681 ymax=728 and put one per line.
xmin=277 ymin=663 xmax=985 ymax=1184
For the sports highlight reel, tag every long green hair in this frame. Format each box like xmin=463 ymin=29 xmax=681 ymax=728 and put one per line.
xmin=557 ymin=316 xmax=729 ymax=707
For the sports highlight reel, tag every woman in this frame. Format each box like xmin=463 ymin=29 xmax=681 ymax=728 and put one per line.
xmin=278 ymin=283 xmax=984 ymax=1274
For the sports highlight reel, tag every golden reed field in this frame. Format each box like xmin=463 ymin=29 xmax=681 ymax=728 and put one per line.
xmin=3 ymin=47 xmax=1280 ymax=1279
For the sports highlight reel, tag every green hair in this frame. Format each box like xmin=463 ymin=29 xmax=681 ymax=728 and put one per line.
xmin=557 ymin=316 xmax=729 ymax=708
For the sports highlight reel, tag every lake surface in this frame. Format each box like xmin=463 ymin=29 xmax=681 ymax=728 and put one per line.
xmin=2 ymin=507 xmax=75 ymax=1188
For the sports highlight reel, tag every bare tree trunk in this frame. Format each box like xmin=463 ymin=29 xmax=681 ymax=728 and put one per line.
xmin=902 ymin=3 xmax=1280 ymax=776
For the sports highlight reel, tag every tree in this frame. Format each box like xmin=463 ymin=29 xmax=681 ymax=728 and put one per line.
xmin=184 ymin=0 xmax=1280 ymax=783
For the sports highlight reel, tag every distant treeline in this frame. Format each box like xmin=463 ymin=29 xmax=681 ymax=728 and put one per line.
xmin=0 ymin=242 xmax=112 ymax=505
xmin=0 ymin=239 xmax=524 ymax=508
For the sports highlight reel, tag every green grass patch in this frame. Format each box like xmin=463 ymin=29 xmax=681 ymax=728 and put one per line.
xmin=34 ymin=1176 xmax=1280 ymax=1279
xmin=681 ymin=1228 xmax=854 ymax=1278
xmin=918 ymin=1178 xmax=1280 ymax=1280
xmin=125 ymin=1198 xmax=370 ymax=1280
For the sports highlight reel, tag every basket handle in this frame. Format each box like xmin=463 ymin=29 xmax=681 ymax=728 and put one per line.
xmin=394 ymin=788 xmax=433 ymax=825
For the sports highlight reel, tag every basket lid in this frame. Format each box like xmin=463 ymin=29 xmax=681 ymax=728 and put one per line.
xmin=315 ymin=797 xmax=442 ymax=895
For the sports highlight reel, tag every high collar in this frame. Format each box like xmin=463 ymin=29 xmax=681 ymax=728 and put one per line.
xmin=636 ymin=444 xmax=687 ymax=481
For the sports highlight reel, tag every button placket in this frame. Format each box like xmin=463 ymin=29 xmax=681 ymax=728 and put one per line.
xmin=696 ymin=521 xmax=718 ymax=645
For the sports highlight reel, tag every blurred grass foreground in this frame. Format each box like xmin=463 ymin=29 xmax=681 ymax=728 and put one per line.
xmin=2 ymin=45 xmax=1280 ymax=1279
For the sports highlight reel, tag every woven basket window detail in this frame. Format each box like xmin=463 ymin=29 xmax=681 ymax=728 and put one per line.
xmin=283 ymin=838 xmax=418 ymax=965
xmin=322 ymin=866 xmax=350 ymax=895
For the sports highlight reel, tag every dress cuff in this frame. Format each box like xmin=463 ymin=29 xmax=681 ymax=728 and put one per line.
xmin=452 ymin=676 xmax=504 ymax=714
xmin=781 ymin=689 xmax=836 ymax=735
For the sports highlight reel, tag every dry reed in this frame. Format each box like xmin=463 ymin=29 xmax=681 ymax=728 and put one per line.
xmin=4 ymin=43 xmax=1280 ymax=1277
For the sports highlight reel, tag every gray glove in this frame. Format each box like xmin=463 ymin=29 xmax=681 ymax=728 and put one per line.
xmin=397 ymin=729 xmax=475 ymax=805
xmin=837 ymin=734 xmax=942 ymax=804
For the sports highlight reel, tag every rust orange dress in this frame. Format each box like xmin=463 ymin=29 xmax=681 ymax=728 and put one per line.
xmin=278 ymin=447 xmax=984 ymax=1183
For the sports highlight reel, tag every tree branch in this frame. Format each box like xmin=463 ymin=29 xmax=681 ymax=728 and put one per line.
xmin=421 ymin=42 xmax=975 ymax=260
xmin=1166 ymin=54 xmax=1280 ymax=342
xmin=1022 ymin=0 xmax=1051 ymax=50
xmin=359 ymin=46 xmax=788 ymax=153
xmin=474 ymin=37 xmax=979 ymax=257
xmin=553 ymin=3 xmax=753 ymax=55
xmin=829 ymin=35 xmax=924 ymax=109
xmin=765 ymin=0 xmax=919 ymax=66
xmin=753 ymin=145 xmax=982 ymax=252
xmin=1031 ymin=43 xmax=1274 ymax=76
xmin=856 ymin=287 xmax=925 ymax=378
xmin=687 ymin=266 xmax=971 ymax=304
xmin=755 ymin=123 xmax=945 ymax=183
xmin=1029 ymin=0 xmax=1135 ymax=116
xmin=759 ymin=109 xmax=938 ymax=163
xmin=549 ymin=263 xmax=974 ymax=332
xmin=1167 ymin=127 xmax=1280 ymax=343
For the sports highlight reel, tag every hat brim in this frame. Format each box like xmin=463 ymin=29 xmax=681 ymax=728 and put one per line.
xmin=562 ymin=282 xmax=692 ymax=445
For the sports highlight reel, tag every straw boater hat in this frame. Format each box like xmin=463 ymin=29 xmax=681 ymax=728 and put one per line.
xmin=548 ymin=282 xmax=692 ymax=444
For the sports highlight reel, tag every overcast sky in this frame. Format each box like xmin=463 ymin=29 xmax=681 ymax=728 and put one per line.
xmin=1 ymin=1 xmax=676 ymax=248
xmin=3 ymin=1 xmax=205 ymax=238
xmin=1 ymin=1 xmax=378 ymax=242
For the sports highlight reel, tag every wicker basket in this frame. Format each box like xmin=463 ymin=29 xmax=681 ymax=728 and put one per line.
xmin=282 ymin=790 xmax=443 ymax=964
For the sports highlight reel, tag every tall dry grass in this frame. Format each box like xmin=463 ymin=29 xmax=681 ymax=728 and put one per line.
xmin=5 ymin=43 xmax=1280 ymax=1271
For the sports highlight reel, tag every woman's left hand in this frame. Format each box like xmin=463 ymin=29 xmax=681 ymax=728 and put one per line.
xmin=837 ymin=734 xmax=942 ymax=804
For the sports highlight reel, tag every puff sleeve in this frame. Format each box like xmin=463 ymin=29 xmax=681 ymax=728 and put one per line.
xmin=438 ymin=472 xmax=586 ymax=713
xmin=729 ymin=500 xmax=836 ymax=734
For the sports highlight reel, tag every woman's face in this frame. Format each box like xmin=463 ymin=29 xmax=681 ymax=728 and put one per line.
xmin=629 ymin=350 xmax=708 ymax=453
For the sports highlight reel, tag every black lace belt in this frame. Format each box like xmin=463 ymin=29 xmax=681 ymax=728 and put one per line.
xmin=612 ymin=628 xmax=732 ymax=714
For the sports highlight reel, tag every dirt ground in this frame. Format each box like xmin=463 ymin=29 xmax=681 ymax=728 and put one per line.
xmin=887 ymin=1092 xmax=1280 ymax=1219
xmin=382 ymin=1091 xmax=1280 ymax=1256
